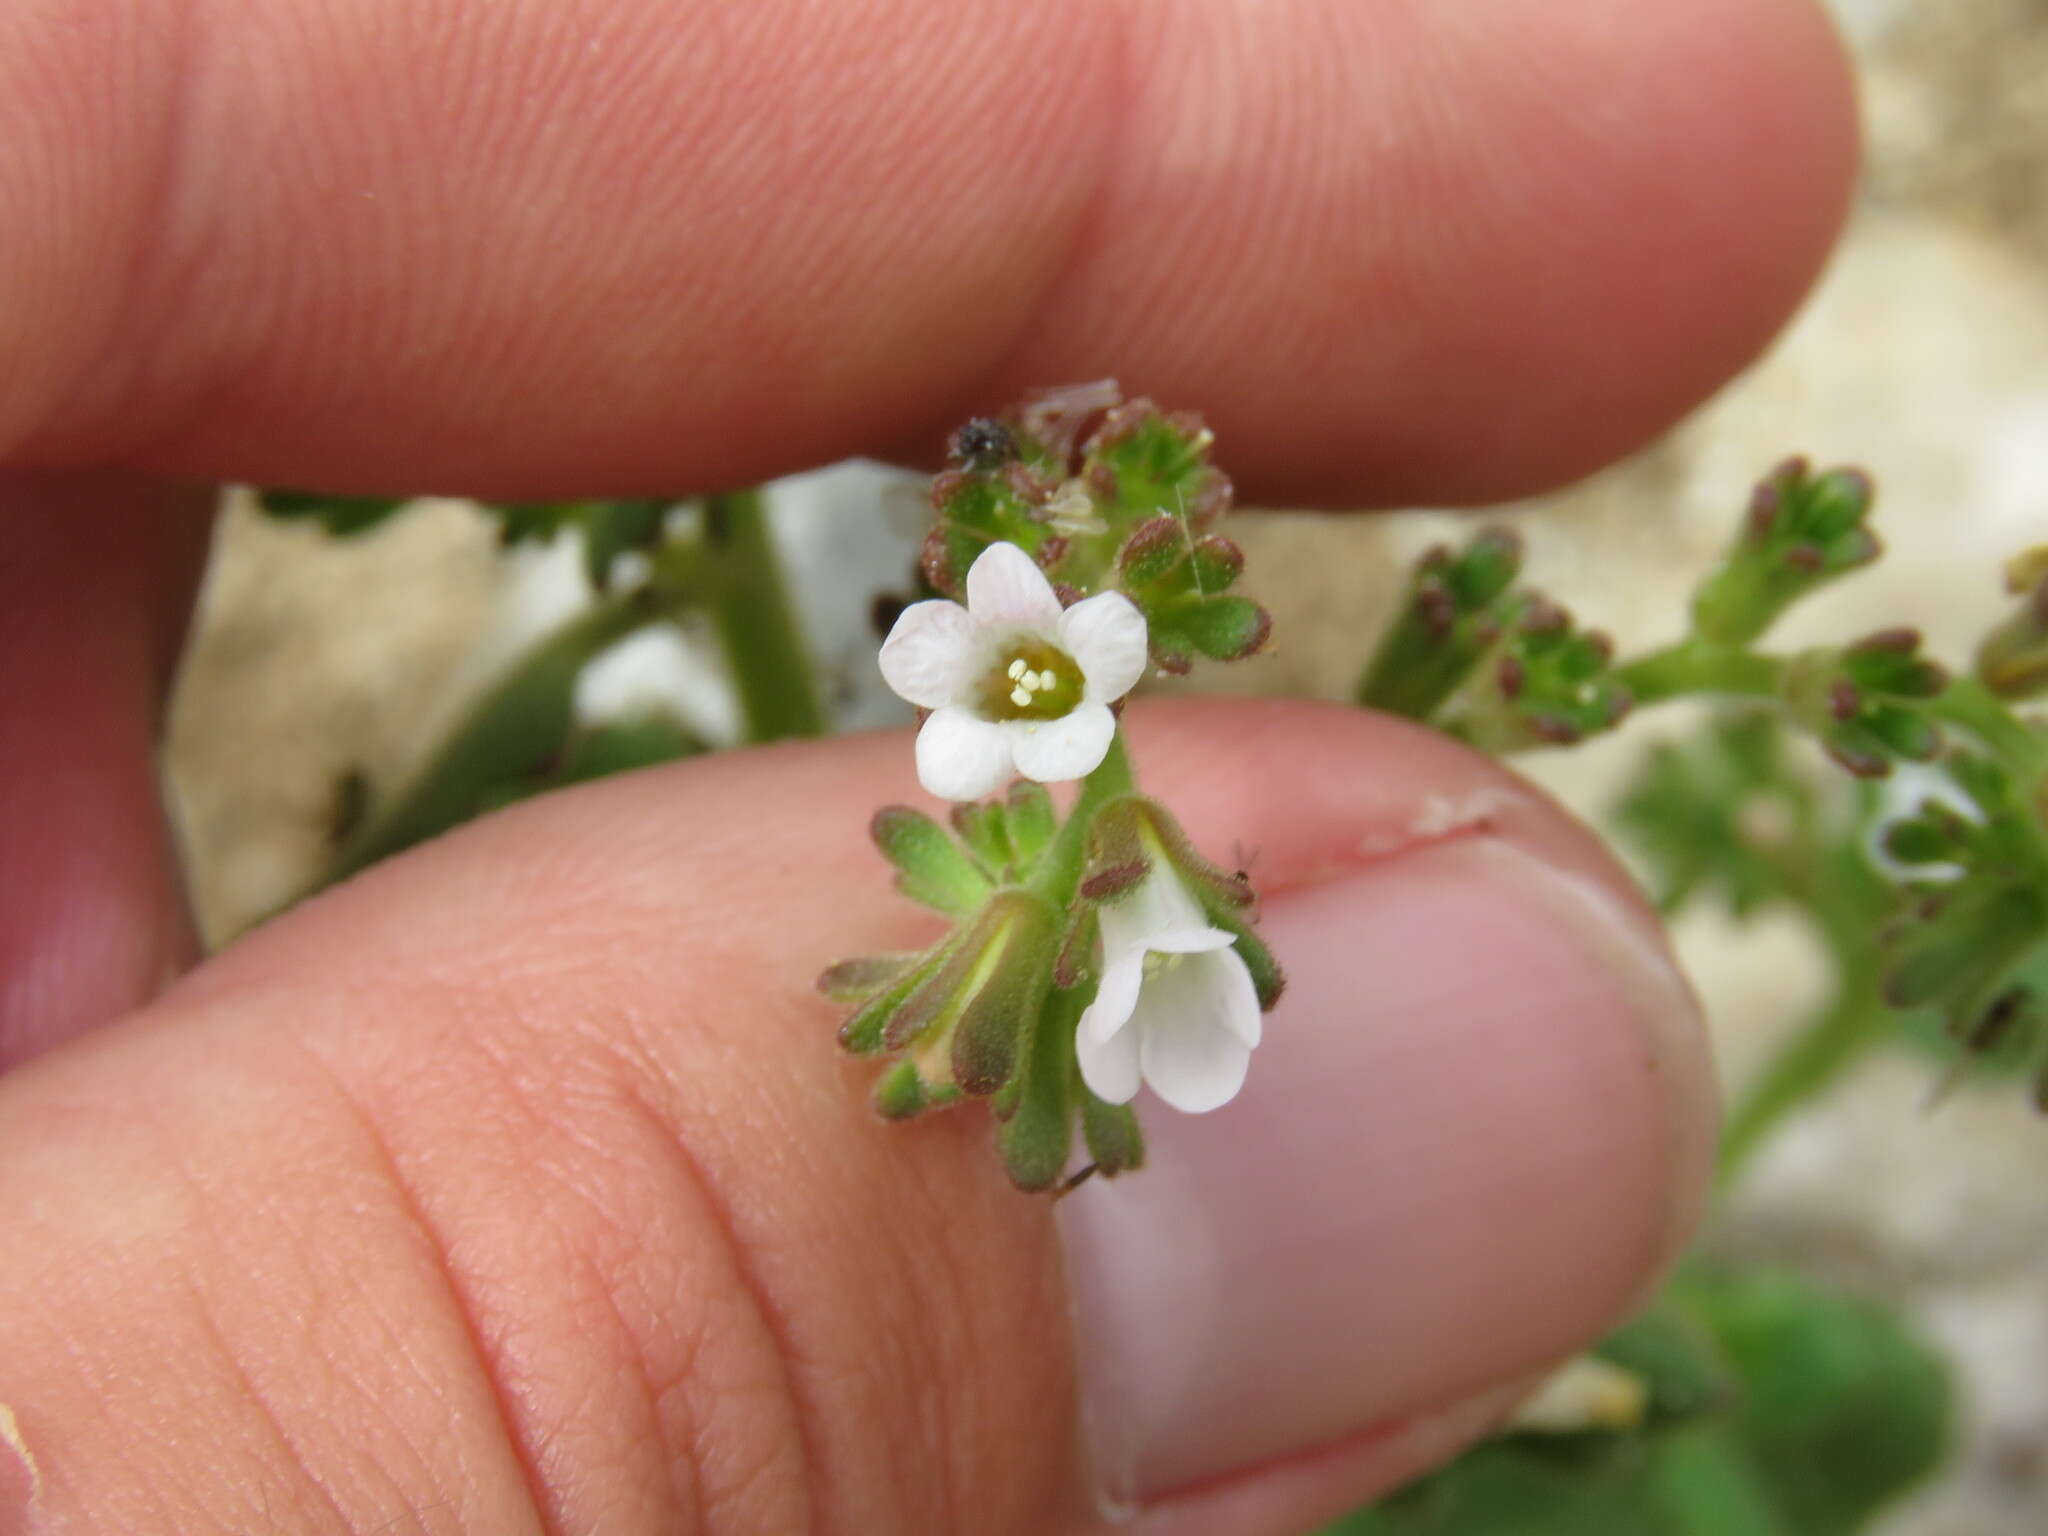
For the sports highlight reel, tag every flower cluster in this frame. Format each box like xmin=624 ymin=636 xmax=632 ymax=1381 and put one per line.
xmin=822 ymin=386 xmax=1282 ymax=1191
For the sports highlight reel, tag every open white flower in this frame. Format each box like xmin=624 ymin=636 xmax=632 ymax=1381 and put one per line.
xmin=879 ymin=541 xmax=1148 ymax=801
xmin=1075 ymin=862 xmax=1262 ymax=1113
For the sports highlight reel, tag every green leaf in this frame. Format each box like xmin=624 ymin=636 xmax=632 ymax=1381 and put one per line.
xmin=1321 ymin=1265 xmax=1947 ymax=1536
xmin=870 ymin=807 xmax=993 ymax=916
xmin=255 ymin=490 xmax=411 ymax=535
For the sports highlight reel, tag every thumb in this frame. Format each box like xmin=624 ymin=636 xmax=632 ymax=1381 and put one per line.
xmin=0 ymin=700 xmax=1713 ymax=1534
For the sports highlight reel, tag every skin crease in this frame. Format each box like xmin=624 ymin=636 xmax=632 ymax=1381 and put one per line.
xmin=0 ymin=0 xmax=1856 ymax=1528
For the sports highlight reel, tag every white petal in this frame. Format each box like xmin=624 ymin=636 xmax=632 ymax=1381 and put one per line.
xmin=1143 ymin=926 xmax=1240 ymax=956
xmin=914 ymin=707 xmax=1015 ymax=801
xmin=1060 ymin=592 xmax=1149 ymax=703
xmin=1007 ymin=703 xmax=1116 ymax=783
xmin=1081 ymin=950 xmax=1147 ymax=1046
xmin=1138 ymin=946 xmax=1261 ymax=1064
xmin=878 ymin=600 xmax=979 ymax=709
xmin=1138 ymin=1015 xmax=1253 ymax=1113
xmin=1097 ymin=865 xmax=1214 ymax=957
xmin=964 ymin=541 xmax=1063 ymax=633
xmin=1076 ymin=1008 xmax=1144 ymax=1104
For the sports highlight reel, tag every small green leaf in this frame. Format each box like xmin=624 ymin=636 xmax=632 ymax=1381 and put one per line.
xmin=255 ymin=490 xmax=411 ymax=535
xmin=870 ymin=806 xmax=993 ymax=915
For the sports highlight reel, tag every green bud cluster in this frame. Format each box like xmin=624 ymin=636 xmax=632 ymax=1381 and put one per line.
xmin=823 ymin=784 xmax=1284 ymax=1192
xmin=1880 ymin=752 xmax=2048 ymax=1100
xmin=1356 ymin=527 xmax=1526 ymax=720
xmin=1975 ymin=546 xmax=2048 ymax=702
xmin=920 ymin=384 xmax=1271 ymax=673
xmin=1690 ymin=458 xmax=1879 ymax=647
xmin=1783 ymin=629 xmax=1948 ymax=779
xmin=1451 ymin=593 xmax=1633 ymax=752
xmin=1358 ymin=527 xmax=1631 ymax=751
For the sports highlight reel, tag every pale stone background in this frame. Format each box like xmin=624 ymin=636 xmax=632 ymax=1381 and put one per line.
xmin=165 ymin=3 xmax=2048 ymax=1529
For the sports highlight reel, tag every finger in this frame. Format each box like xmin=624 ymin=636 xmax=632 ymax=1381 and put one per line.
xmin=0 ymin=699 xmax=1713 ymax=1533
xmin=0 ymin=474 xmax=212 ymax=1065
xmin=2 ymin=0 xmax=1853 ymax=504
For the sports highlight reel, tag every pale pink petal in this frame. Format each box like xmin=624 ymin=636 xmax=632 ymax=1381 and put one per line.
xmin=964 ymin=541 xmax=1063 ymax=633
xmin=1081 ymin=950 xmax=1147 ymax=1046
xmin=878 ymin=599 xmax=979 ymax=709
xmin=1060 ymin=592 xmax=1149 ymax=703
xmin=1076 ymin=1007 xmax=1144 ymax=1104
xmin=1007 ymin=703 xmax=1116 ymax=784
xmin=914 ymin=707 xmax=1015 ymax=802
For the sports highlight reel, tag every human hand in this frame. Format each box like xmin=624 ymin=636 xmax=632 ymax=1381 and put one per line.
xmin=0 ymin=1 xmax=1855 ymax=1529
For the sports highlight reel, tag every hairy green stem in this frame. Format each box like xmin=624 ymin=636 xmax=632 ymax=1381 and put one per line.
xmin=1717 ymin=976 xmax=1889 ymax=1187
xmin=701 ymin=488 xmax=825 ymax=742
xmin=1029 ymin=733 xmax=1135 ymax=907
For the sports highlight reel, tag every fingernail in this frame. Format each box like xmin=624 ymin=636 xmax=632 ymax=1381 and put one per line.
xmin=1057 ymin=834 xmax=1714 ymax=1508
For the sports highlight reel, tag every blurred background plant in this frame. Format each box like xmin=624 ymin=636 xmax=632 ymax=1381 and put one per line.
xmin=165 ymin=2 xmax=2048 ymax=1530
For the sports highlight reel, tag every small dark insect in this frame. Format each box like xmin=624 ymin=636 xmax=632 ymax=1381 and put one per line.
xmin=951 ymin=417 xmax=1018 ymax=471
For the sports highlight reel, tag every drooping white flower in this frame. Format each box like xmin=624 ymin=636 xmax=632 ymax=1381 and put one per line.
xmin=879 ymin=541 xmax=1148 ymax=801
xmin=1075 ymin=861 xmax=1262 ymax=1113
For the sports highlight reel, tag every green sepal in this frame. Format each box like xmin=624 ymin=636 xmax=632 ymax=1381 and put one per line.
xmin=999 ymin=986 xmax=1083 ymax=1192
xmin=1190 ymin=536 xmax=1245 ymax=592
xmin=1148 ymin=593 xmax=1272 ymax=666
xmin=950 ymin=800 xmax=1014 ymax=878
xmin=1091 ymin=795 xmax=1256 ymax=915
xmin=871 ymin=806 xmax=993 ymax=915
xmin=1116 ymin=516 xmax=1188 ymax=589
xmin=946 ymin=892 xmax=1058 ymax=1095
xmin=1081 ymin=400 xmax=1230 ymax=532
xmin=1004 ymin=781 xmax=1056 ymax=866
xmin=1054 ymin=906 xmax=1100 ymax=990
xmin=863 ymin=891 xmax=1057 ymax=1096
xmin=873 ymin=1059 xmax=962 ymax=1120
xmin=816 ymin=954 xmax=920 ymax=1005
xmin=1201 ymin=901 xmax=1286 ymax=1011
xmin=1080 ymin=1094 xmax=1146 ymax=1178
xmin=838 ymin=945 xmax=952 ymax=1056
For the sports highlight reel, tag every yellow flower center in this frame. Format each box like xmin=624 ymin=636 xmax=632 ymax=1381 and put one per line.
xmin=976 ymin=637 xmax=1084 ymax=722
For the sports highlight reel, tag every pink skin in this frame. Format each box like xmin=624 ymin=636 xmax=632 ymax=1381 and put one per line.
xmin=0 ymin=0 xmax=1850 ymax=1526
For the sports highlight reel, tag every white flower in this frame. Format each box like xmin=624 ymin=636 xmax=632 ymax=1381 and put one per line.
xmin=1075 ymin=862 xmax=1262 ymax=1113
xmin=879 ymin=541 xmax=1148 ymax=801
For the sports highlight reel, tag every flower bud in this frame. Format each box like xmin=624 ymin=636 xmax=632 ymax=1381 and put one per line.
xmin=1691 ymin=459 xmax=1880 ymax=646
xmin=1784 ymin=630 xmax=1946 ymax=779
xmin=1357 ymin=526 xmax=1525 ymax=720
xmin=1975 ymin=545 xmax=2048 ymax=701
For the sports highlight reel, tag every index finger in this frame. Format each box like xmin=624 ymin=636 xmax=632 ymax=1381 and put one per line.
xmin=0 ymin=0 xmax=1855 ymax=505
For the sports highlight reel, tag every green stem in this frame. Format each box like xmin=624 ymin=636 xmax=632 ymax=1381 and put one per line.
xmin=1029 ymin=733 xmax=1135 ymax=906
xmin=1928 ymin=676 xmax=2048 ymax=781
xmin=1716 ymin=974 xmax=1889 ymax=1187
xmin=701 ymin=488 xmax=825 ymax=742
xmin=321 ymin=564 xmax=696 ymax=886
xmin=1615 ymin=640 xmax=1786 ymax=708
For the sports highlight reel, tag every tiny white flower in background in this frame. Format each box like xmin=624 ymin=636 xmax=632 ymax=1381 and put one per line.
xmin=879 ymin=541 xmax=1148 ymax=801
xmin=1075 ymin=861 xmax=1261 ymax=1113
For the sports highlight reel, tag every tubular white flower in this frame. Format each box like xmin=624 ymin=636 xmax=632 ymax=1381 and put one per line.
xmin=1075 ymin=862 xmax=1262 ymax=1113
xmin=879 ymin=542 xmax=1148 ymax=801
